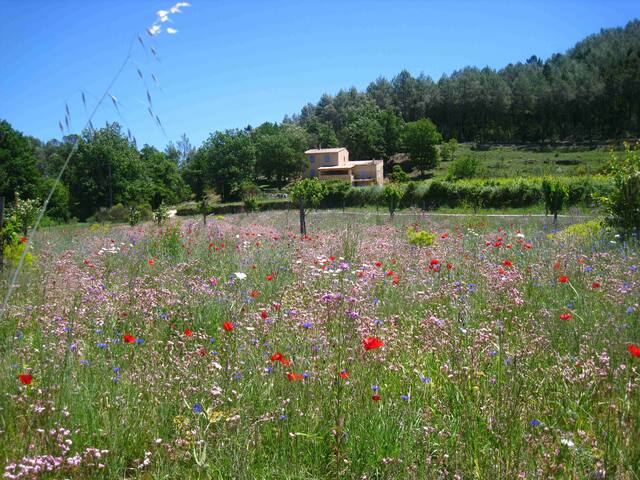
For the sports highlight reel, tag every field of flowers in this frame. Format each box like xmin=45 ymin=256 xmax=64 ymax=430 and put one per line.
xmin=1 ymin=210 xmax=639 ymax=479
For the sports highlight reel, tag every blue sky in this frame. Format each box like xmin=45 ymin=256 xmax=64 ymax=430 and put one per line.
xmin=1 ymin=0 xmax=638 ymax=149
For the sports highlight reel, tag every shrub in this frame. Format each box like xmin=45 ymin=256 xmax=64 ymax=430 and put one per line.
xmin=548 ymin=219 xmax=605 ymax=242
xmin=407 ymin=227 xmax=435 ymax=247
xmin=108 ymin=203 xmax=129 ymax=223
xmin=600 ymin=143 xmax=640 ymax=239
xmin=244 ymin=197 xmax=258 ymax=212
xmin=447 ymin=155 xmax=479 ymax=180
xmin=390 ymin=165 xmax=410 ymax=183
xmin=542 ymin=177 xmax=569 ymax=225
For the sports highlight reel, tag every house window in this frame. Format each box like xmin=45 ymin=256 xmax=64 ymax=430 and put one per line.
xmin=309 ymin=155 xmax=315 ymax=163
xmin=324 ymin=155 xmax=330 ymax=162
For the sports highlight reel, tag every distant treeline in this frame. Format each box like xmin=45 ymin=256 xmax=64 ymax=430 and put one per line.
xmin=291 ymin=20 xmax=640 ymax=145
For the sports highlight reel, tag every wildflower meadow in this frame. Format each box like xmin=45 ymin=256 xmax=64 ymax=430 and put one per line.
xmin=1 ymin=210 xmax=639 ymax=479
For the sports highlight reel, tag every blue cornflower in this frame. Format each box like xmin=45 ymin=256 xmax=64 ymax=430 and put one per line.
xmin=113 ymin=367 xmax=121 ymax=373
xmin=279 ymin=415 xmax=287 ymax=421
xmin=265 ymin=366 xmax=273 ymax=374
xmin=210 ymin=337 xmax=216 ymax=343
xmin=97 ymin=343 xmax=107 ymax=349
xmin=301 ymin=322 xmax=313 ymax=329
xmin=371 ymin=384 xmax=380 ymax=392
xmin=302 ymin=372 xmax=310 ymax=379
xmin=420 ymin=376 xmax=432 ymax=384
xmin=529 ymin=419 xmax=541 ymax=427
xmin=136 ymin=338 xmax=144 ymax=345
xmin=627 ymin=306 xmax=635 ymax=314
xmin=192 ymin=403 xmax=203 ymax=414
xmin=80 ymin=360 xmax=90 ymax=366
xmin=64 ymin=326 xmax=72 ymax=333
xmin=401 ymin=394 xmax=409 ymax=401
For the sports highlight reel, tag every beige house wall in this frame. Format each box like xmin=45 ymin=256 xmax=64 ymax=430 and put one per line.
xmin=303 ymin=149 xmax=384 ymax=186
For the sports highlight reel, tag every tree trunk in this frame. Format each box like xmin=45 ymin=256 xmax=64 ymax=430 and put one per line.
xmin=299 ymin=207 xmax=306 ymax=236
xmin=553 ymin=212 xmax=558 ymax=230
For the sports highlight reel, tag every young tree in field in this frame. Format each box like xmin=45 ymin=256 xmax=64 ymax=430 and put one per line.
xmin=291 ymin=178 xmax=327 ymax=235
xmin=402 ymin=118 xmax=442 ymax=177
xmin=601 ymin=142 xmax=640 ymax=239
xmin=383 ymin=182 xmax=405 ymax=217
xmin=440 ymin=138 xmax=458 ymax=162
xmin=542 ymin=177 xmax=569 ymax=228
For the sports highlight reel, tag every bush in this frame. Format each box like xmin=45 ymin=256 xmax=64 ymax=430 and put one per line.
xmin=600 ymin=143 xmax=640 ymax=238
xmin=407 ymin=227 xmax=435 ymax=247
xmin=108 ymin=203 xmax=129 ymax=223
xmin=447 ymin=155 xmax=479 ymax=180
xmin=390 ymin=165 xmax=410 ymax=183
xmin=383 ymin=183 xmax=405 ymax=217
xmin=244 ymin=197 xmax=259 ymax=212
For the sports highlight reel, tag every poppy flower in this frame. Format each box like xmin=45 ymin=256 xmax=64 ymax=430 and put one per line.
xmin=18 ymin=374 xmax=33 ymax=385
xmin=553 ymin=262 xmax=561 ymax=270
xmin=430 ymin=259 xmax=440 ymax=266
xmin=559 ymin=313 xmax=572 ymax=320
xmin=592 ymin=282 xmax=601 ymax=289
xmin=287 ymin=372 xmax=303 ymax=381
xmin=260 ymin=310 xmax=268 ymax=320
xmin=374 ymin=261 xmax=382 ymax=268
xmin=148 ymin=259 xmax=155 ymax=265
xmin=123 ymin=334 xmax=135 ymax=343
xmin=250 ymin=290 xmax=260 ymax=298
xmin=271 ymin=352 xmax=284 ymax=362
xmin=266 ymin=275 xmax=273 ymax=281
xmin=628 ymin=344 xmax=640 ymax=358
xmin=339 ymin=370 xmax=349 ymax=379
xmin=20 ymin=236 xmax=28 ymax=244
xmin=503 ymin=260 xmax=513 ymax=268
xmin=386 ymin=270 xmax=394 ymax=277
xmin=223 ymin=322 xmax=234 ymax=332
xmin=356 ymin=271 xmax=364 ymax=278
xmin=558 ymin=276 xmax=569 ymax=283
xmin=184 ymin=329 xmax=193 ymax=337
xmin=363 ymin=337 xmax=384 ymax=351
xmin=392 ymin=275 xmax=399 ymax=285
xmin=329 ymin=255 xmax=336 ymax=261
xmin=446 ymin=263 xmax=454 ymax=270
xmin=371 ymin=394 xmax=381 ymax=401
xmin=441 ymin=232 xmax=449 ymax=239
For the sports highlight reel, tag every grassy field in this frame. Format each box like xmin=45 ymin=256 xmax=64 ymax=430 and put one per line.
xmin=1 ymin=211 xmax=639 ymax=479
xmin=428 ymin=143 xmax=612 ymax=179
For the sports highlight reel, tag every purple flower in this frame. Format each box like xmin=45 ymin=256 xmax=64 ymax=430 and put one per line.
xmin=192 ymin=403 xmax=203 ymax=414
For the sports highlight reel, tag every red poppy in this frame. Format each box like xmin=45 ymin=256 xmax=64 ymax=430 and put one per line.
xmin=271 ymin=352 xmax=284 ymax=362
xmin=19 ymin=374 xmax=33 ymax=385
xmin=250 ymin=290 xmax=260 ymax=298
xmin=287 ymin=372 xmax=303 ymax=381
xmin=329 ymin=255 xmax=336 ymax=261
xmin=356 ymin=271 xmax=364 ymax=278
xmin=392 ymin=275 xmax=399 ymax=285
xmin=339 ymin=370 xmax=349 ymax=379
xmin=266 ymin=275 xmax=273 ymax=281
xmin=184 ymin=329 xmax=193 ymax=337
xmin=592 ymin=282 xmax=601 ymax=289
xmin=20 ymin=236 xmax=28 ymax=244
xmin=199 ymin=347 xmax=207 ymax=357
xmin=558 ymin=276 xmax=569 ymax=283
xmin=260 ymin=310 xmax=268 ymax=319
xmin=441 ymin=232 xmax=449 ymax=239
xmin=386 ymin=270 xmax=394 ymax=277
xmin=628 ymin=344 xmax=640 ymax=358
xmin=123 ymin=334 xmax=135 ymax=343
xmin=553 ymin=262 xmax=561 ymax=270
xmin=148 ymin=259 xmax=155 ymax=265
xmin=374 ymin=261 xmax=382 ymax=268
xmin=503 ymin=260 xmax=513 ymax=268
xmin=371 ymin=394 xmax=381 ymax=401
xmin=430 ymin=259 xmax=440 ymax=266
xmin=223 ymin=322 xmax=234 ymax=332
xmin=498 ymin=267 xmax=506 ymax=275
xmin=559 ymin=313 xmax=572 ymax=320
xmin=363 ymin=337 xmax=384 ymax=351
xmin=446 ymin=263 xmax=454 ymax=270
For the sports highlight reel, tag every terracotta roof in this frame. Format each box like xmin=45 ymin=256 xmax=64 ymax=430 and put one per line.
xmin=304 ymin=148 xmax=347 ymax=154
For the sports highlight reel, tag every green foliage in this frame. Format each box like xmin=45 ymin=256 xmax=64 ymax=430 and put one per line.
xmin=3 ymin=239 xmax=34 ymax=268
xmin=402 ymin=118 xmax=442 ymax=175
xmin=0 ymin=120 xmax=42 ymax=200
xmin=447 ymin=155 xmax=479 ymax=180
xmin=600 ymin=143 xmax=640 ymax=238
xmin=153 ymin=203 xmax=170 ymax=226
xmin=12 ymin=194 xmax=41 ymax=236
xmin=382 ymin=182 xmax=405 ymax=216
xmin=253 ymin=123 xmax=308 ymax=186
xmin=406 ymin=227 xmax=435 ymax=246
xmin=440 ymin=138 xmax=458 ymax=162
xmin=321 ymin=180 xmax=351 ymax=209
xmin=542 ymin=177 xmax=569 ymax=219
xmin=128 ymin=206 xmax=141 ymax=226
xmin=390 ymin=165 xmax=410 ymax=183
xmin=548 ymin=219 xmax=605 ymax=242
xmin=290 ymin=178 xmax=327 ymax=211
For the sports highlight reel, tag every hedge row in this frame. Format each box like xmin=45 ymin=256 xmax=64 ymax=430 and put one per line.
xmin=176 ymin=199 xmax=291 ymax=216
xmin=323 ymin=176 xmax=614 ymax=210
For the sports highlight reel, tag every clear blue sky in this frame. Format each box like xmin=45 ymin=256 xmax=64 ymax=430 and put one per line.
xmin=1 ymin=0 xmax=638 ymax=149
